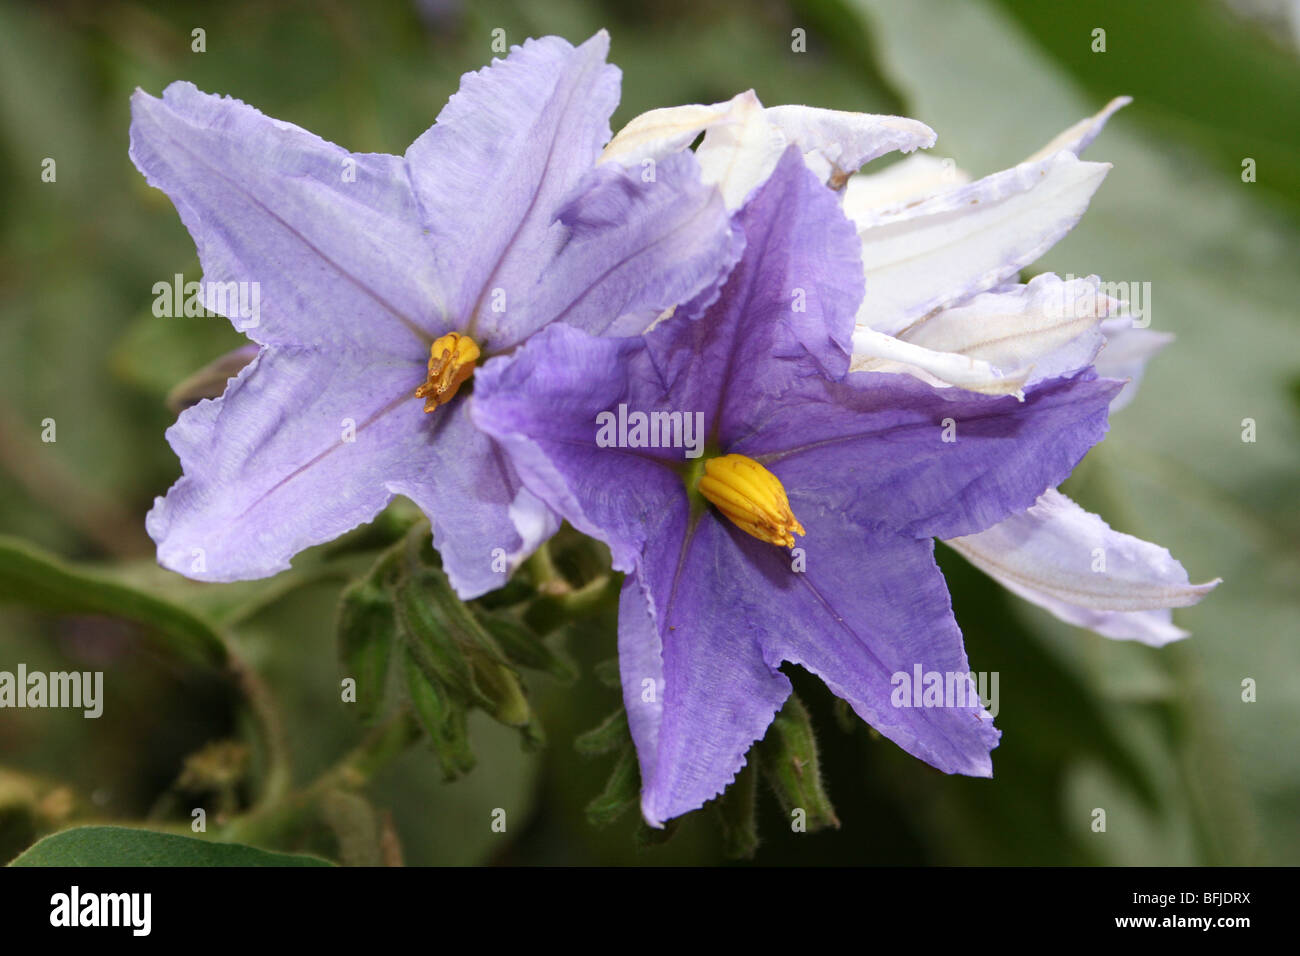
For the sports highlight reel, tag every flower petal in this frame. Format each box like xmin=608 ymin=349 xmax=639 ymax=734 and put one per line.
xmin=130 ymin=83 xmax=441 ymax=353
xmin=852 ymin=273 xmax=1122 ymax=394
xmin=841 ymin=152 xmax=969 ymax=222
xmin=599 ymin=98 xmax=741 ymax=166
xmin=647 ymin=147 xmax=863 ymax=440
xmin=946 ymin=489 xmax=1219 ymax=646
xmin=404 ymin=32 xmax=620 ymax=347
xmin=619 ymin=522 xmax=792 ymax=827
xmin=508 ymin=151 xmax=742 ymax=342
xmin=901 ymin=274 xmax=1118 ymax=383
xmin=1001 ymin=596 xmax=1190 ymax=647
xmin=749 ymin=511 xmax=1000 ymax=776
xmin=1024 ymin=96 xmax=1132 ymax=162
xmin=841 ymin=95 xmax=1127 ymax=223
xmin=844 ymin=97 xmax=1128 ymax=338
xmin=385 ymin=403 xmax=561 ymax=600
xmin=734 ymin=369 xmax=1123 ymax=541
xmin=147 ymin=347 xmax=427 ymax=580
xmin=1095 ymin=317 xmax=1175 ymax=411
xmin=851 ymin=150 xmax=1111 ymax=335
xmin=472 ymin=326 xmax=686 ymax=575
xmin=602 ymin=91 xmax=935 ymax=209
xmin=151 ymin=346 xmax=553 ymax=597
xmin=692 ymin=91 xmax=789 ymax=210
xmin=850 ymin=325 xmax=1029 ymax=396
xmin=626 ymin=496 xmax=1000 ymax=826
xmin=763 ymin=103 xmax=936 ymax=187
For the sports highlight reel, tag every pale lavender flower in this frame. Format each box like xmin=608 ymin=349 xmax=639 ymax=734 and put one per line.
xmin=130 ymin=33 xmax=737 ymax=597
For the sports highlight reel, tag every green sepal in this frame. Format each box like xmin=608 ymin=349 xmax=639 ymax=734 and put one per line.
xmin=592 ymin=657 xmax=622 ymax=690
xmin=337 ymin=574 xmax=397 ymax=725
xmin=402 ymin=645 xmax=476 ymax=780
xmin=584 ymin=743 xmax=639 ymax=828
xmin=713 ymin=756 xmax=760 ymax=860
xmin=475 ymin=608 xmax=578 ymax=684
xmin=755 ymin=693 xmax=839 ymax=832
xmin=394 ymin=566 xmax=493 ymax=710
xmin=575 ymin=707 xmax=631 ymax=757
xmin=635 ymin=817 xmax=680 ymax=849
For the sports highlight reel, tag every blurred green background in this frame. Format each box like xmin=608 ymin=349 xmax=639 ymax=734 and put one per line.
xmin=1 ymin=0 xmax=1297 ymax=865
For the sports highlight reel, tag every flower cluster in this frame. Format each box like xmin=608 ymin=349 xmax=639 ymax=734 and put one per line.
xmin=131 ymin=32 xmax=1216 ymax=827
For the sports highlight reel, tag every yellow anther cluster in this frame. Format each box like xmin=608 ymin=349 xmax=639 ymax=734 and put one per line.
xmin=697 ymin=453 xmax=805 ymax=548
xmin=415 ymin=332 xmax=480 ymax=412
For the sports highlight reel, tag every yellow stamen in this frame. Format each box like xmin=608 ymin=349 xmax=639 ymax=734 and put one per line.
xmin=697 ymin=453 xmax=805 ymax=548
xmin=415 ymin=332 xmax=480 ymax=412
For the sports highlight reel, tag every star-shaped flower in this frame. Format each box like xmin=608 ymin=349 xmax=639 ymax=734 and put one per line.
xmin=473 ymin=149 xmax=1126 ymax=825
xmin=130 ymin=33 xmax=737 ymax=597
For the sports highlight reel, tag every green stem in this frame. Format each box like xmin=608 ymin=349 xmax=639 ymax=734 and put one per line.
xmin=555 ymin=574 xmax=612 ymax=615
xmin=217 ymin=709 xmax=421 ymax=848
xmin=229 ymin=654 xmax=293 ymax=808
xmin=317 ymin=709 xmax=424 ymax=792
xmin=524 ymin=540 xmax=566 ymax=594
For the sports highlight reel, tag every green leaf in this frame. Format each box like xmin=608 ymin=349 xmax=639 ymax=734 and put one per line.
xmin=755 ymin=694 xmax=838 ymax=832
xmin=9 ymin=826 xmax=331 ymax=866
xmin=0 ymin=535 xmax=227 ymax=669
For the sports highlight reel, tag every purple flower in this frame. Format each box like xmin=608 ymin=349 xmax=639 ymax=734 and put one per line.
xmin=472 ymin=149 xmax=1125 ymax=825
xmin=129 ymin=32 xmax=737 ymax=597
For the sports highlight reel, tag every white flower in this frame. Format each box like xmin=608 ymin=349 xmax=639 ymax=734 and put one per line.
xmin=600 ymin=89 xmax=935 ymax=209
xmin=604 ymin=92 xmax=1217 ymax=644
